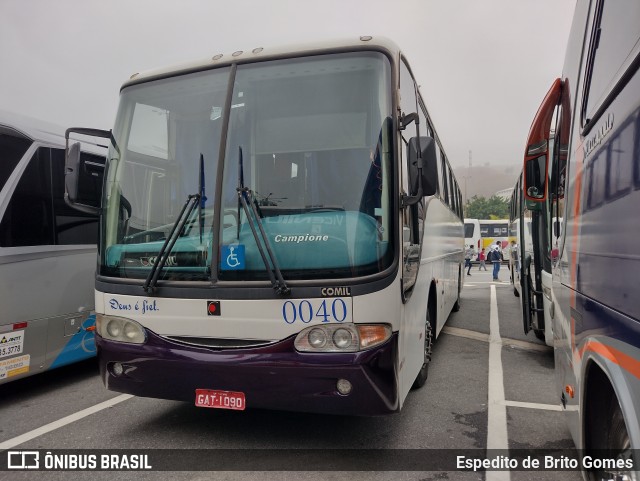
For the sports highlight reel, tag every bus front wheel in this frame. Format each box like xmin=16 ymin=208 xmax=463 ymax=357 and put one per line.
xmin=412 ymin=307 xmax=433 ymax=390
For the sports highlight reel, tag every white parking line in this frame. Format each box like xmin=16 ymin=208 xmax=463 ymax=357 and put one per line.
xmin=486 ymin=284 xmax=510 ymax=481
xmin=464 ymin=282 xmax=511 ymax=288
xmin=502 ymin=400 xmax=563 ymax=412
xmin=0 ymin=394 xmax=133 ymax=451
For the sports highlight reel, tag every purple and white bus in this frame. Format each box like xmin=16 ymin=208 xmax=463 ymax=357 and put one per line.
xmin=65 ymin=37 xmax=464 ymax=415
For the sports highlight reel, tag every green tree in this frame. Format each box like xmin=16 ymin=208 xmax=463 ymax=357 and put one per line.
xmin=465 ymin=195 xmax=509 ymax=219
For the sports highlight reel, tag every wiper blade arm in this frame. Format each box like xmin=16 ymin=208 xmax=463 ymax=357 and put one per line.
xmin=237 ymin=147 xmax=290 ymax=296
xmin=143 ymin=193 xmax=200 ymax=294
xmin=198 ymin=153 xmax=207 ymax=244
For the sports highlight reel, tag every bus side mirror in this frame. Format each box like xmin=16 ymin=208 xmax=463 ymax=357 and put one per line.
xmin=408 ymin=136 xmax=438 ymax=197
xmin=524 ymin=154 xmax=547 ymax=200
xmin=65 ymin=127 xmax=111 ymax=215
xmin=65 ymin=141 xmax=81 ymax=202
xmin=64 ymin=141 xmax=102 ymax=215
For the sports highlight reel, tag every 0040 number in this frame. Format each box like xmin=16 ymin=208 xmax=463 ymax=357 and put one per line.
xmin=282 ymin=299 xmax=348 ymax=324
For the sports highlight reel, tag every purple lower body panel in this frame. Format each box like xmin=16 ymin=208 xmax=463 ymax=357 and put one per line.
xmin=97 ymin=329 xmax=399 ymax=416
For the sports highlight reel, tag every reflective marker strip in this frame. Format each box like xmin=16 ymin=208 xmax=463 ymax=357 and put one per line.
xmin=578 ymin=340 xmax=640 ymax=380
xmin=502 ymin=400 xmax=563 ymax=412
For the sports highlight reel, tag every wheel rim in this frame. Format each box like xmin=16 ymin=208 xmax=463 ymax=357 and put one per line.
xmin=423 ymin=316 xmax=433 ymax=365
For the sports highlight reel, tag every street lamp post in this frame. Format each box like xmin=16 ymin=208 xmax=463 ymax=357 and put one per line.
xmin=464 ymin=150 xmax=472 ymax=216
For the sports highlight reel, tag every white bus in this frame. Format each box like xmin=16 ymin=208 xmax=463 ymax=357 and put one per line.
xmin=65 ymin=37 xmax=464 ymax=415
xmin=463 ymin=218 xmax=481 ymax=253
xmin=479 ymin=219 xmax=509 ymax=256
xmin=0 ymin=112 xmax=103 ymax=384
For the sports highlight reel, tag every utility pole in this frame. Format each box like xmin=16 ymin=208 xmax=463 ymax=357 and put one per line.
xmin=465 ymin=150 xmax=472 ymax=215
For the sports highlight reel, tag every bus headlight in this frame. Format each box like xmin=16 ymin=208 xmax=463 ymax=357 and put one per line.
xmin=332 ymin=328 xmax=353 ymax=349
xmin=96 ymin=314 xmax=146 ymax=344
xmin=308 ymin=328 xmax=327 ymax=348
xmin=294 ymin=324 xmax=391 ymax=352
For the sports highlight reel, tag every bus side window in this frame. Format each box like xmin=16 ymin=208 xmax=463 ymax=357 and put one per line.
xmin=440 ymin=155 xmax=449 ymax=205
xmin=0 ymin=147 xmax=100 ymax=248
xmin=447 ymin=163 xmax=455 ymax=211
xmin=51 ymin=148 xmax=100 ymax=245
xmin=0 ymin=128 xmax=32 ymax=192
xmin=0 ymin=148 xmax=54 ymax=247
xmin=582 ymin=0 xmax=640 ymax=124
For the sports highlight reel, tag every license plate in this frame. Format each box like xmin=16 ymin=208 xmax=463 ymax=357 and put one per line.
xmin=195 ymin=389 xmax=246 ymax=411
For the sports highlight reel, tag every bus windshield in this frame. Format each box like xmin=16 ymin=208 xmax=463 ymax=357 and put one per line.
xmin=100 ymin=51 xmax=394 ymax=282
xmin=464 ymin=223 xmax=475 ymax=238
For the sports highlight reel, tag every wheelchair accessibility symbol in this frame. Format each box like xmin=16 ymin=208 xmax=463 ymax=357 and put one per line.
xmin=221 ymin=244 xmax=245 ymax=270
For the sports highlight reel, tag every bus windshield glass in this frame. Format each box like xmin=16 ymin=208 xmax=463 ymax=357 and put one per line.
xmin=100 ymin=52 xmax=394 ymax=282
xmin=464 ymin=223 xmax=475 ymax=238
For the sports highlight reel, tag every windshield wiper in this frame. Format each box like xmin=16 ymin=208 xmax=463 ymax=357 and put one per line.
xmin=236 ymin=146 xmax=290 ymax=296
xmin=198 ymin=153 xmax=207 ymax=244
xmin=143 ymin=193 xmax=200 ymax=294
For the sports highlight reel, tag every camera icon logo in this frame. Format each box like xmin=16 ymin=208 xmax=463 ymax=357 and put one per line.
xmin=7 ymin=451 xmax=39 ymax=469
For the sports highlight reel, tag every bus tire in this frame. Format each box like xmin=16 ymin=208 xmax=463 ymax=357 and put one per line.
xmin=533 ymin=329 xmax=544 ymax=341
xmin=452 ymin=271 xmax=461 ymax=312
xmin=411 ymin=305 xmax=433 ymax=390
xmin=587 ymin=393 xmax=632 ymax=481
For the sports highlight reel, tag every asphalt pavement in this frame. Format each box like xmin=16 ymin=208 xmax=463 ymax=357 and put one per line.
xmin=0 ymin=268 xmax=581 ymax=481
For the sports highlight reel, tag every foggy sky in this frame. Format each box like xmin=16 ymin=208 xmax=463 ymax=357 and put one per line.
xmin=0 ymin=0 xmax=575 ymax=169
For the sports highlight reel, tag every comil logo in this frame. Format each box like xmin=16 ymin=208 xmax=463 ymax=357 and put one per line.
xmin=8 ymin=451 xmax=39 ymax=469
xmin=320 ymin=287 xmax=351 ymax=297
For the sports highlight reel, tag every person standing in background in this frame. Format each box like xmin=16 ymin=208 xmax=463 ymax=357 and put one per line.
xmin=477 ymin=248 xmax=487 ymax=271
xmin=464 ymin=245 xmax=476 ymax=275
xmin=510 ymin=240 xmax=519 ymax=273
xmin=489 ymin=242 xmax=501 ymax=281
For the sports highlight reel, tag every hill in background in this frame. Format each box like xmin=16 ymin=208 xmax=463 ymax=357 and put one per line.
xmin=453 ymin=163 xmax=520 ymax=202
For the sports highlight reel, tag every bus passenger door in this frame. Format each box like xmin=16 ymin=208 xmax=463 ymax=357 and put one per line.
xmin=397 ymin=59 xmax=428 ymax=396
xmin=398 ymin=60 xmax=422 ymax=299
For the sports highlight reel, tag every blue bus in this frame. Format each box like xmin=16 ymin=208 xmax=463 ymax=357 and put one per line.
xmin=522 ymin=1 xmax=640 ymax=478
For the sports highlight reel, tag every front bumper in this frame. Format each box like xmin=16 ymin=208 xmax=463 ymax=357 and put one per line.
xmin=97 ymin=329 xmax=399 ymax=416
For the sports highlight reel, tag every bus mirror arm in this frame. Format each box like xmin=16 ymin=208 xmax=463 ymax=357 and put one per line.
xmin=399 ymin=112 xmax=418 ymax=131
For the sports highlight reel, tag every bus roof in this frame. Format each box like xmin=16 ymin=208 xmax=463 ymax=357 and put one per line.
xmin=0 ymin=110 xmax=67 ymax=146
xmin=0 ymin=110 xmax=107 ymax=155
xmin=121 ymin=36 xmax=402 ymax=91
